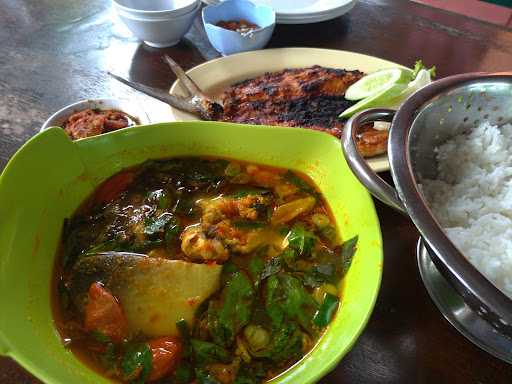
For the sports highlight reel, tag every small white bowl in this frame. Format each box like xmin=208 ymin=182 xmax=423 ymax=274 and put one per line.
xmin=41 ymin=98 xmax=151 ymax=133
xmin=113 ymin=0 xmax=200 ymax=47
xmin=113 ymin=0 xmax=198 ymax=18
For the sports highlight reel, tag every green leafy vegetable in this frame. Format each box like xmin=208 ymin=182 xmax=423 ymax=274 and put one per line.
xmin=153 ymin=158 xmax=227 ymax=186
xmin=264 ymin=275 xmax=284 ymax=329
xmin=258 ymin=322 xmax=303 ymax=363
xmin=174 ymin=196 xmax=196 ymax=216
xmin=144 ymin=212 xmax=175 ymax=235
xmin=208 ymin=270 xmax=255 ymax=347
xmin=280 ymin=248 xmax=297 ymax=269
xmin=303 ymin=263 xmax=336 ymax=288
xmin=234 ymin=374 xmax=257 ymax=384
xmin=196 ymin=368 xmax=222 ymax=384
xmin=233 ymin=187 xmax=270 ymax=198
xmin=191 ymin=339 xmax=231 ymax=364
xmin=172 ymin=362 xmax=194 ymax=384
xmin=100 ymin=343 xmax=117 ymax=372
xmin=283 ymin=170 xmax=316 ymax=195
xmin=146 ymin=189 xmax=170 ymax=209
xmin=412 ymin=59 xmax=436 ymax=79
xmin=165 ymin=218 xmax=181 ymax=244
xmin=248 ymin=257 xmax=265 ymax=285
xmin=319 ymin=225 xmax=338 ymax=246
xmin=234 ymin=362 xmax=267 ymax=384
xmin=220 ymin=262 xmax=238 ymax=285
xmin=232 ymin=220 xmax=266 ymax=229
xmin=339 ymin=235 xmax=358 ymax=276
xmin=91 ymin=330 xmax=111 ymax=343
xmin=259 ymin=257 xmax=282 ymax=281
xmin=121 ymin=343 xmax=152 ymax=383
xmin=312 ymin=293 xmax=339 ymax=327
xmin=287 ymin=224 xmax=316 ymax=257
xmin=265 ymin=274 xmax=318 ymax=331
xmin=176 ymin=318 xmax=191 ymax=358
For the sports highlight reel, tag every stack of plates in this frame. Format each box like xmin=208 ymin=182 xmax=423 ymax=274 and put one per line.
xmin=201 ymin=0 xmax=358 ymax=24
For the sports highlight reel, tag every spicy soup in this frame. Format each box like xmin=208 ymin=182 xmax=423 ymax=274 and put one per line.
xmin=53 ymin=157 xmax=357 ymax=383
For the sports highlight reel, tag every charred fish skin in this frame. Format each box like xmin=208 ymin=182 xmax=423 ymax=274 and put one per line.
xmin=220 ymin=66 xmax=365 ymax=127
xmin=217 ymin=66 xmax=387 ymax=157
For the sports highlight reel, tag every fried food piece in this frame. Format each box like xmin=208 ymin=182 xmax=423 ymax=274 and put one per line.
xmin=63 ymin=108 xmax=136 ymax=140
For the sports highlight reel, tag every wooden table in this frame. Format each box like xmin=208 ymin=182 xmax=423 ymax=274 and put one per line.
xmin=1 ymin=0 xmax=512 ymax=382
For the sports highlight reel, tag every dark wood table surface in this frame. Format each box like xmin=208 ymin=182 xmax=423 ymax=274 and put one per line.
xmin=1 ymin=0 xmax=512 ymax=382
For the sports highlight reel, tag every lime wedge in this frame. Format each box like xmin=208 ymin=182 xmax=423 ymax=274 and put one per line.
xmin=345 ymin=68 xmax=413 ymax=101
xmin=340 ymin=82 xmax=408 ymax=118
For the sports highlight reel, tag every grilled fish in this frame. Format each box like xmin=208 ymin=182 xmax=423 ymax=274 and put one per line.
xmin=109 ymin=56 xmax=388 ymax=157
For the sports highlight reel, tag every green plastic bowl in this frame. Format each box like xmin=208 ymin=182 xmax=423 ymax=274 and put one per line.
xmin=0 ymin=122 xmax=382 ymax=383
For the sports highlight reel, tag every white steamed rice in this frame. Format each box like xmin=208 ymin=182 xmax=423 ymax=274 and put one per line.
xmin=421 ymin=122 xmax=512 ymax=298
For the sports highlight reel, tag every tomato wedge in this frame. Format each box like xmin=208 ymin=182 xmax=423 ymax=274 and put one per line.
xmin=84 ymin=282 xmax=128 ymax=343
xmin=147 ymin=337 xmax=182 ymax=382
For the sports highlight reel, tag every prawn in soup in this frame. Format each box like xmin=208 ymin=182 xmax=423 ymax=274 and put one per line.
xmin=53 ymin=158 xmax=358 ymax=383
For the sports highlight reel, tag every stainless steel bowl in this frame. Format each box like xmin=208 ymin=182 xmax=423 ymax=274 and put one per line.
xmin=342 ymin=72 xmax=512 ymax=339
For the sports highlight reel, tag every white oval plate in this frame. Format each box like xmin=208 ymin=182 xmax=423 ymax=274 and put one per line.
xmin=169 ymin=48 xmax=404 ymax=172
xmin=201 ymin=0 xmax=357 ymax=24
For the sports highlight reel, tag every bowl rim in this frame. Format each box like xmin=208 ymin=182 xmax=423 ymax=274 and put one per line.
xmin=40 ymin=98 xmax=152 ymax=132
xmin=116 ymin=1 xmax=200 ymax=21
xmin=112 ymin=0 xmax=198 ymax=16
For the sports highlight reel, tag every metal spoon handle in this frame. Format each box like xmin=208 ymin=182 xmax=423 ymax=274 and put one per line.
xmin=342 ymin=108 xmax=406 ymax=214
xmin=107 ymin=72 xmax=200 ymax=114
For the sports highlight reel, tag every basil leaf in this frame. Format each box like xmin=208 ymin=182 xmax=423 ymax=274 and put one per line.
xmin=91 ymin=330 xmax=111 ymax=343
xmin=146 ymin=189 xmax=169 ymax=209
xmin=339 ymin=235 xmax=358 ymax=276
xmin=196 ymin=368 xmax=222 ymax=384
xmin=260 ymin=257 xmax=282 ymax=281
xmin=264 ymin=273 xmax=318 ymax=331
xmin=172 ymin=362 xmax=194 ymax=384
xmin=287 ymin=224 xmax=316 ymax=257
xmin=121 ymin=343 xmax=152 ymax=383
xmin=234 ymin=362 xmax=267 ymax=384
xmin=283 ymin=170 xmax=315 ymax=194
xmin=174 ymin=196 xmax=196 ymax=216
xmin=165 ymin=218 xmax=181 ymax=244
xmin=248 ymin=257 xmax=265 ymax=285
xmin=319 ymin=225 xmax=338 ymax=246
xmin=232 ymin=220 xmax=266 ymax=229
xmin=100 ymin=342 xmax=117 ymax=371
xmin=144 ymin=212 xmax=175 ymax=235
xmin=208 ymin=271 xmax=255 ymax=347
xmin=233 ymin=187 xmax=270 ymax=198
xmin=191 ymin=339 xmax=231 ymax=364
xmin=255 ymin=322 xmax=303 ymax=363
xmin=176 ymin=318 xmax=191 ymax=358
xmin=313 ymin=293 xmax=339 ymax=327
xmin=303 ymin=263 xmax=336 ymax=288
